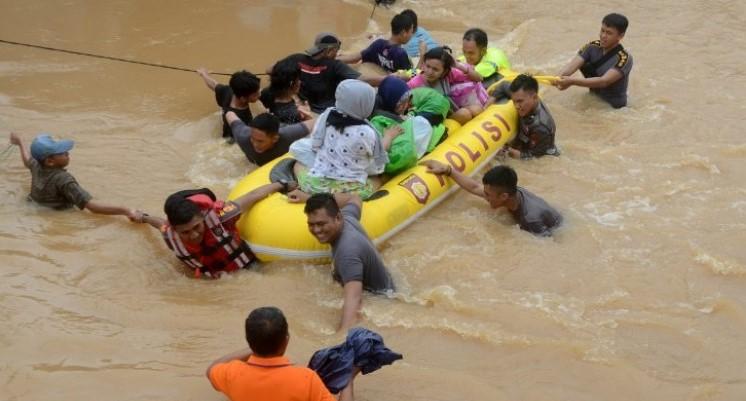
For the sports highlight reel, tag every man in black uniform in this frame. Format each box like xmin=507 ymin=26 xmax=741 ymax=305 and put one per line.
xmin=555 ymin=13 xmax=633 ymax=108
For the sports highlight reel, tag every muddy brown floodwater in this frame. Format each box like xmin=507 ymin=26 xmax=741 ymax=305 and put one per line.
xmin=2 ymin=0 xmax=745 ymax=400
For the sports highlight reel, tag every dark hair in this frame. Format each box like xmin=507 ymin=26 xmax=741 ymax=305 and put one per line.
xmin=391 ymin=13 xmax=414 ymax=35
xmin=423 ymin=46 xmax=455 ymax=77
xmin=602 ymin=13 xmax=628 ymax=34
xmin=164 ymin=194 xmax=201 ymax=226
xmin=463 ymin=28 xmax=488 ymax=49
xmin=268 ymin=57 xmax=300 ymax=96
xmin=509 ymin=74 xmax=539 ymax=94
xmin=400 ymin=9 xmax=418 ymax=31
xmin=229 ymin=70 xmax=261 ymax=98
xmin=245 ymin=307 xmax=288 ymax=356
xmin=250 ymin=113 xmax=280 ymax=135
xmin=482 ymin=165 xmax=518 ymax=194
xmin=304 ymin=193 xmax=340 ymax=217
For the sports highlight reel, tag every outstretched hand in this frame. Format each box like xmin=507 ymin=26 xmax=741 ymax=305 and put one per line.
xmin=9 ymin=132 xmax=21 ymax=146
xmin=418 ymin=160 xmax=451 ymax=175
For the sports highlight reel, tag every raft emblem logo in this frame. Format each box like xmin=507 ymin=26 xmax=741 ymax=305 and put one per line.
xmin=398 ymin=174 xmax=430 ymax=204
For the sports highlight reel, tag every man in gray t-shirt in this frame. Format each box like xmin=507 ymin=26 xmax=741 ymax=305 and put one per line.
xmin=556 ymin=13 xmax=633 ymax=108
xmin=421 ymin=161 xmax=562 ymax=237
xmin=225 ymin=112 xmax=312 ymax=166
xmin=304 ymin=193 xmax=394 ymax=331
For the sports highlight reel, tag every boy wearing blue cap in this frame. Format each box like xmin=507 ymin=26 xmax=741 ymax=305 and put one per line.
xmin=9 ymin=132 xmax=138 ymax=219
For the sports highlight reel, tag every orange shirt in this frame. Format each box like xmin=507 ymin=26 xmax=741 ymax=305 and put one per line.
xmin=209 ymin=355 xmax=334 ymax=401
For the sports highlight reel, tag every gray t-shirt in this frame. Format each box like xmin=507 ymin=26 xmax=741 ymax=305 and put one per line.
xmin=28 ymin=158 xmax=92 ymax=209
xmin=331 ymin=204 xmax=394 ymax=292
xmin=510 ymin=187 xmax=562 ymax=236
xmin=578 ymin=40 xmax=633 ymax=108
xmin=230 ymin=120 xmax=309 ymax=166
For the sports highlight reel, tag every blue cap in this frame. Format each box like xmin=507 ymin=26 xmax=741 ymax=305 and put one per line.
xmin=30 ymin=134 xmax=74 ymax=162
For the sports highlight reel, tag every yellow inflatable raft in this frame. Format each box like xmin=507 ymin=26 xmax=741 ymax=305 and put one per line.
xmin=228 ymin=98 xmax=518 ymax=261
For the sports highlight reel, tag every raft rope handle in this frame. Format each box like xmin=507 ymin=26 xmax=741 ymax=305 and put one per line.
xmin=0 ymin=39 xmax=268 ymax=77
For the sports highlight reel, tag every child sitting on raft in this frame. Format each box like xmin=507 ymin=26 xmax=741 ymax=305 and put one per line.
xmin=406 ymin=46 xmax=489 ymax=125
xmin=370 ymin=76 xmax=449 ymax=175
xmin=288 ymin=79 xmax=403 ymax=202
xmin=259 ymin=56 xmax=314 ymax=125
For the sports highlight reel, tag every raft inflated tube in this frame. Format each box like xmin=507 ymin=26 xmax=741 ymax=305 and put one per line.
xmin=228 ymin=82 xmax=519 ymax=262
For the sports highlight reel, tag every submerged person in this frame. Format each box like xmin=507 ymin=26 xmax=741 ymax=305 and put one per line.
xmin=196 ymin=68 xmax=261 ymax=141
xmin=555 ymin=13 xmax=633 ymax=108
xmin=9 ymin=133 xmax=139 ymax=219
xmin=337 ymin=12 xmax=414 ymax=74
xmin=207 ymin=306 xmax=357 ymax=401
xmin=401 ymin=9 xmax=438 ymax=59
xmin=458 ymin=28 xmax=511 ymax=89
xmin=288 ymin=80 xmax=402 ymax=201
xmin=135 ymin=183 xmax=289 ymax=278
xmin=260 ymin=56 xmax=312 ymax=125
xmin=489 ymin=74 xmax=559 ymax=159
xmin=303 ymin=193 xmax=395 ymax=331
xmin=407 ymin=46 xmax=489 ymax=125
xmin=370 ymin=76 xmax=448 ymax=175
xmin=226 ymin=112 xmax=313 ymax=166
xmin=420 ymin=162 xmax=562 ymax=236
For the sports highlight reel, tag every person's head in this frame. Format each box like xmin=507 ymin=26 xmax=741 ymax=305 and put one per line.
xmin=244 ymin=306 xmax=289 ymax=357
xmin=269 ymin=56 xmax=301 ymax=96
xmin=422 ymin=46 xmax=455 ymax=83
xmin=462 ymin=28 xmax=488 ymax=66
xmin=249 ymin=113 xmax=280 ymax=153
xmin=378 ymin=76 xmax=412 ymax=114
xmin=400 ymin=9 xmax=418 ymax=32
xmin=163 ymin=190 xmax=215 ymax=244
xmin=335 ymin=79 xmax=376 ymax=120
xmin=306 ymin=32 xmax=342 ymax=60
xmin=600 ymin=13 xmax=628 ymax=49
xmin=508 ymin=74 xmax=540 ymax=117
xmin=391 ymin=13 xmax=415 ymax=44
xmin=229 ymin=70 xmax=261 ymax=103
xmin=304 ymin=193 xmax=343 ymax=244
xmin=482 ymin=165 xmax=518 ymax=209
xmin=30 ymin=134 xmax=74 ymax=168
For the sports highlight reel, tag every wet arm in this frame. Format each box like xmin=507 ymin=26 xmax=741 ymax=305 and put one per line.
xmin=196 ymin=68 xmax=218 ymax=91
xmin=233 ymin=182 xmax=283 ymax=213
xmin=84 ymin=200 xmax=136 ymax=218
xmin=448 ymin=167 xmax=485 ymax=197
xmin=562 ymin=68 xmax=622 ymax=89
xmin=339 ymin=280 xmax=363 ymax=332
xmin=9 ymin=133 xmax=31 ymax=168
xmin=139 ymin=213 xmax=167 ymax=229
xmin=558 ymin=55 xmax=585 ymax=76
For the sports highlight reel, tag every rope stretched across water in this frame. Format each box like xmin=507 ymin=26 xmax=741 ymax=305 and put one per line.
xmin=0 ymin=39 xmax=268 ymax=76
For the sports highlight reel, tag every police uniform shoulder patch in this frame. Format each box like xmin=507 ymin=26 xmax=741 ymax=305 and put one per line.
xmin=579 ymin=40 xmax=602 ymax=53
xmin=615 ymin=49 xmax=629 ymax=68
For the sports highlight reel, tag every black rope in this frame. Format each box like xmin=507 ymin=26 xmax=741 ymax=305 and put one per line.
xmin=0 ymin=39 xmax=268 ymax=76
